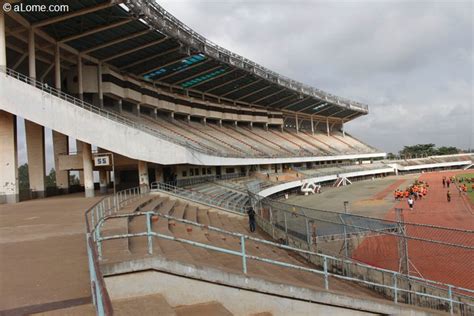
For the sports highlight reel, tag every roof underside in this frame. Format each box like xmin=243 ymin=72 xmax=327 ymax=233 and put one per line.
xmin=15 ymin=0 xmax=369 ymax=119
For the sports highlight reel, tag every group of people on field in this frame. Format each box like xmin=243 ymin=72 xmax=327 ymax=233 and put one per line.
xmin=393 ymin=180 xmax=430 ymax=211
xmin=444 ymin=175 xmax=474 ymax=202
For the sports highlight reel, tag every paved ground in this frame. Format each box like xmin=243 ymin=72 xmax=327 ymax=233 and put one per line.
xmin=0 ymin=193 xmax=102 ymax=315
xmin=352 ymin=170 xmax=474 ymax=290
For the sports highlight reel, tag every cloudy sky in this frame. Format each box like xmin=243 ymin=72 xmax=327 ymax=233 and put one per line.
xmin=159 ymin=0 xmax=473 ymax=153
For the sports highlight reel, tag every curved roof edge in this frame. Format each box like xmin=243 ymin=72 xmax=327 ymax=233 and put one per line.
xmin=125 ymin=0 xmax=369 ymax=114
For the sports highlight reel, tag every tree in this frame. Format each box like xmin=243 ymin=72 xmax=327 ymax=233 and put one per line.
xmin=399 ymin=144 xmax=460 ymax=158
xmin=69 ymin=173 xmax=80 ymax=185
xmin=436 ymin=146 xmax=459 ymax=155
xmin=45 ymin=168 xmax=56 ymax=187
xmin=18 ymin=163 xmax=29 ymax=190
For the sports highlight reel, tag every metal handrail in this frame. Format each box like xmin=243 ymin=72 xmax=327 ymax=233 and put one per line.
xmin=84 ymin=185 xmax=148 ymax=316
xmin=94 ymin=211 xmax=474 ymax=314
xmin=150 ymin=182 xmax=246 ymax=214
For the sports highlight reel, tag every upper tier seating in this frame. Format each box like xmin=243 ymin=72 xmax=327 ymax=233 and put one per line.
xmin=116 ymin=109 xmax=378 ymax=158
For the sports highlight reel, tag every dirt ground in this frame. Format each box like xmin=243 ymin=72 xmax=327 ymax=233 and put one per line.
xmin=0 ymin=193 xmax=102 ymax=315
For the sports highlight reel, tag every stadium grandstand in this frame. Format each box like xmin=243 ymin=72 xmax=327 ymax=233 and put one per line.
xmin=0 ymin=1 xmax=473 ymax=316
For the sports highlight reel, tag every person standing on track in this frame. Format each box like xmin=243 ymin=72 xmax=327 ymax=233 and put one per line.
xmin=442 ymin=177 xmax=446 ymax=188
xmin=407 ymin=196 xmax=414 ymax=211
xmin=247 ymin=206 xmax=256 ymax=232
xmin=447 ymin=190 xmax=451 ymax=203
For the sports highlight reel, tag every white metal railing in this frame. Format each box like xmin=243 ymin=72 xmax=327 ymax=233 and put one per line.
xmin=93 ymin=211 xmax=474 ymax=315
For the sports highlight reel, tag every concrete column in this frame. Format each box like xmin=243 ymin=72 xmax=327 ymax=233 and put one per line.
xmin=154 ymin=167 xmax=163 ymax=183
xmin=280 ymin=124 xmax=284 ymax=132
xmin=138 ymin=160 xmax=149 ymax=188
xmin=0 ymin=111 xmax=19 ymax=203
xmin=97 ymin=62 xmax=103 ymax=107
xmin=25 ymin=120 xmax=46 ymax=198
xmin=77 ymin=55 xmax=83 ymax=100
xmin=249 ymin=122 xmax=253 ymax=129
xmin=28 ymin=28 xmax=36 ymax=79
xmin=202 ymin=117 xmax=207 ymax=125
xmin=170 ymin=112 xmax=175 ymax=120
xmin=234 ymin=121 xmax=238 ymax=127
xmin=81 ymin=142 xmax=94 ymax=197
xmin=311 ymin=116 xmax=314 ymax=135
xmin=54 ymin=44 xmax=61 ymax=89
xmin=265 ymin=123 xmax=269 ymax=131
xmin=115 ymin=99 xmax=123 ymax=113
xmin=53 ymin=131 xmax=69 ymax=191
xmin=295 ymin=114 xmax=299 ymax=133
xmin=186 ymin=115 xmax=190 ymax=122
xmin=135 ymin=103 xmax=141 ymax=117
xmin=0 ymin=9 xmax=6 ymax=68
xmin=99 ymin=170 xmax=107 ymax=194
xmin=341 ymin=120 xmax=345 ymax=137
xmin=76 ymin=140 xmax=84 ymax=185
xmin=218 ymin=119 xmax=222 ymax=127
xmin=326 ymin=118 xmax=330 ymax=136
xmin=153 ymin=108 xmax=158 ymax=119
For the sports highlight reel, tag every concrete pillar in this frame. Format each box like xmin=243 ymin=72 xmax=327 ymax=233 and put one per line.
xmin=311 ymin=117 xmax=314 ymax=135
xmin=76 ymin=140 xmax=84 ymax=185
xmin=249 ymin=122 xmax=253 ymax=129
xmin=97 ymin=62 xmax=103 ymax=107
xmin=153 ymin=108 xmax=158 ymax=119
xmin=341 ymin=120 xmax=345 ymax=137
xmin=99 ymin=170 xmax=107 ymax=194
xmin=0 ymin=9 xmax=6 ymax=68
xmin=81 ymin=142 xmax=94 ymax=197
xmin=295 ymin=114 xmax=299 ymax=133
xmin=135 ymin=103 xmax=141 ymax=116
xmin=138 ymin=160 xmax=149 ymax=188
xmin=0 ymin=111 xmax=19 ymax=203
xmin=186 ymin=115 xmax=190 ymax=122
xmin=77 ymin=55 xmax=83 ymax=100
xmin=218 ymin=119 xmax=222 ymax=127
xmin=170 ymin=112 xmax=175 ymax=120
xmin=265 ymin=123 xmax=269 ymax=131
xmin=154 ymin=167 xmax=163 ymax=183
xmin=54 ymin=44 xmax=61 ymax=89
xmin=326 ymin=118 xmax=330 ymax=136
xmin=25 ymin=120 xmax=45 ymax=198
xmin=202 ymin=117 xmax=207 ymax=125
xmin=280 ymin=124 xmax=284 ymax=132
xmin=115 ymin=99 xmax=123 ymax=113
xmin=234 ymin=121 xmax=238 ymax=127
xmin=28 ymin=28 xmax=36 ymax=79
xmin=53 ymin=131 xmax=69 ymax=191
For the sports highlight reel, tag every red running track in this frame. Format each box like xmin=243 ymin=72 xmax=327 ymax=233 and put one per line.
xmin=352 ymin=170 xmax=474 ymax=290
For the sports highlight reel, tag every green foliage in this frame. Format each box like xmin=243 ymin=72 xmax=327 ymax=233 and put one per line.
xmin=69 ymin=173 xmax=80 ymax=185
xmin=399 ymin=144 xmax=460 ymax=157
xmin=18 ymin=163 xmax=29 ymax=190
xmin=45 ymin=168 xmax=56 ymax=188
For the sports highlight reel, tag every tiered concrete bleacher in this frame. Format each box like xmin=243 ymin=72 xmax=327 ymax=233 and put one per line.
xmin=185 ymin=182 xmax=250 ymax=210
xmin=103 ymin=194 xmax=384 ymax=302
xmin=116 ymin=110 xmax=377 ymax=158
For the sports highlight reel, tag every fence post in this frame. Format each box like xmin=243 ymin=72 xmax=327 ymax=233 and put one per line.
xmin=393 ymin=272 xmax=398 ymax=303
xmin=146 ymin=212 xmax=153 ymax=255
xmin=305 ymin=218 xmax=311 ymax=248
xmin=96 ymin=223 xmax=102 ymax=260
xmin=323 ymin=256 xmax=329 ymax=290
xmin=241 ymin=235 xmax=247 ymax=274
xmin=448 ymin=285 xmax=453 ymax=315
xmin=283 ymin=211 xmax=288 ymax=243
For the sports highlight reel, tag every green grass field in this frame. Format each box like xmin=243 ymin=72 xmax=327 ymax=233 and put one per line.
xmin=457 ymin=172 xmax=474 ymax=204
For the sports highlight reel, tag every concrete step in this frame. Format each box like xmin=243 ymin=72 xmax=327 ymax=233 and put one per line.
xmin=174 ymin=301 xmax=233 ymax=316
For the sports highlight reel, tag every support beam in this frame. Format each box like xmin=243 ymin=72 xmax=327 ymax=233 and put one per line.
xmin=77 ymin=54 xmax=83 ymax=100
xmin=39 ymin=63 xmax=54 ymax=81
xmin=295 ymin=114 xmax=299 ymax=133
xmin=140 ymin=55 xmax=188 ymax=76
xmin=76 ymin=140 xmax=84 ymax=185
xmin=120 ymin=46 xmax=180 ymax=70
xmin=220 ymin=79 xmax=262 ymax=97
xmin=25 ymin=120 xmax=45 ymax=198
xmin=267 ymin=94 xmax=295 ymax=107
xmin=0 ymin=9 xmax=6 ymax=67
xmin=60 ymin=19 xmax=133 ymax=43
xmin=138 ymin=160 xmax=149 ymax=190
xmin=12 ymin=53 xmax=27 ymax=70
xmin=53 ymin=131 xmax=69 ymax=191
xmin=97 ymin=62 xmax=103 ymax=106
xmin=172 ymin=65 xmax=222 ymax=85
xmin=81 ymin=142 xmax=94 ymax=197
xmin=236 ymin=85 xmax=272 ymax=101
xmin=281 ymin=96 xmax=310 ymax=110
xmin=190 ymin=68 xmax=236 ymax=89
xmin=326 ymin=118 xmax=330 ymax=136
xmin=341 ymin=120 xmax=345 ymax=137
xmin=82 ymin=29 xmax=151 ymax=54
xmin=156 ymin=59 xmax=211 ymax=81
xmin=300 ymin=100 xmax=326 ymax=113
xmin=33 ymin=1 xmax=119 ymax=28
xmin=0 ymin=111 xmax=19 ymax=204
xmin=54 ymin=44 xmax=61 ymax=89
xmin=311 ymin=116 xmax=314 ymax=135
xmin=102 ymin=37 xmax=167 ymax=62
xmin=252 ymin=88 xmax=285 ymax=103
xmin=99 ymin=170 xmax=107 ymax=194
xmin=28 ymin=28 xmax=36 ymax=79
xmin=204 ymin=73 xmax=247 ymax=93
